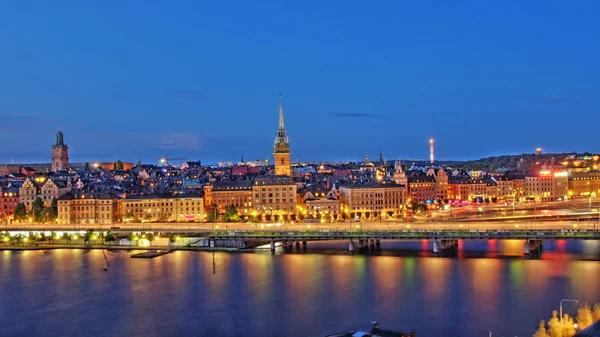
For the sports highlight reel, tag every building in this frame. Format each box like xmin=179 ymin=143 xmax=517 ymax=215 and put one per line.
xmin=211 ymin=180 xmax=253 ymax=216
xmin=252 ymin=175 xmax=297 ymax=221
xmin=57 ymin=192 xmax=119 ymax=225
xmin=408 ymin=175 xmax=437 ymax=203
xmin=52 ymin=130 xmax=69 ymax=172
xmin=274 ymin=95 xmax=292 ymax=176
xmin=392 ymin=161 xmax=408 ymax=186
xmin=303 ymin=186 xmax=341 ymax=221
xmin=339 ymin=183 xmax=404 ymax=220
xmin=525 ymin=171 xmax=569 ymax=202
xmin=0 ymin=187 xmax=20 ymax=220
xmin=19 ymin=178 xmax=37 ymax=210
xmin=568 ymin=171 xmax=600 ymax=199
xmin=122 ymin=194 xmax=204 ymax=222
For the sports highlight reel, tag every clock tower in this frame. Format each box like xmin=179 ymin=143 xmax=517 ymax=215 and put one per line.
xmin=274 ymin=94 xmax=291 ymax=176
xmin=52 ymin=130 xmax=69 ymax=172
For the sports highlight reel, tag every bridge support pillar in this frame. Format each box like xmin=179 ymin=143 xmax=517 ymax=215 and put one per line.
xmin=270 ymin=239 xmax=275 ymax=251
xmin=302 ymin=240 xmax=307 ymax=248
xmin=433 ymin=240 xmax=440 ymax=253
xmin=359 ymin=239 xmax=364 ymax=249
xmin=375 ymin=239 xmax=380 ymax=247
xmin=295 ymin=240 xmax=300 ymax=248
xmin=349 ymin=239 xmax=355 ymax=253
xmin=524 ymin=240 xmax=531 ymax=255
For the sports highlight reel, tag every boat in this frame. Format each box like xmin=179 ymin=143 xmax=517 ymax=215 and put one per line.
xmin=326 ymin=322 xmax=415 ymax=337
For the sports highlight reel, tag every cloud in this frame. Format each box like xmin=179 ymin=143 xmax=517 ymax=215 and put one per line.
xmin=330 ymin=112 xmax=381 ymax=118
xmin=165 ymin=89 xmax=207 ymax=100
xmin=157 ymin=132 xmax=203 ymax=150
xmin=539 ymin=96 xmax=568 ymax=104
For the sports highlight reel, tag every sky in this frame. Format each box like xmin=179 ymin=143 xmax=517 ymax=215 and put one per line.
xmin=1 ymin=1 xmax=599 ymax=165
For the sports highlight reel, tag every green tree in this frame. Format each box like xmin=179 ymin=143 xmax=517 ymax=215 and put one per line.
xmin=168 ymin=233 xmax=176 ymax=243
xmin=576 ymin=303 xmax=594 ymax=330
xmin=14 ymin=203 xmax=27 ymax=220
xmin=533 ymin=320 xmax=550 ymax=337
xmin=32 ymin=197 xmax=44 ymax=221
xmin=224 ymin=204 xmax=239 ymax=222
xmin=113 ymin=162 xmax=118 ymax=171
xmin=116 ymin=160 xmax=124 ymax=171
xmin=50 ymin=198 xmax=58 ymax=218
xmin=84 ymin=162 xmax=90 ymax=172
xmin=593 ymin=303 xmax=600 ymax=321
xmin=206 ymin=204 xmax=219 ymax=221
xmin=83 ymin=229 xmax=94 ymax=244
xmin=144 ymin=233 xmax=154 ymax=242
xmin=104 ymin=232 xmax=116 ymax=245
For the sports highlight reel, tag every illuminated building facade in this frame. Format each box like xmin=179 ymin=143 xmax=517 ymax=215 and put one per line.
xmin=19 ymin=178 xmax=37 ymax=210
xmin=122 ymin=195 xmax=204 ymax=222
xmin=252 ymin=175 xmax=297 ymax=221
xmin=568 ymin=171 xmax=600 ymax=199
xmin=211 ymin=180 xmax=253 ymax=215
xmin=339 ymin=183 xmax=404 ymax=220
xmin=57 ymin=192 xmax=119 ymax=225
xmin=525 ymin=171 xmax=568 ymax=202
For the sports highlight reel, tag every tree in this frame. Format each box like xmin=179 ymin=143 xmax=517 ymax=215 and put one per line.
xmin=116 ymin=160 xmax=124 ymax=171
xmin=32 ymin=197 xmax=44 ymax=221
xmin=14 ymin=203 xmax=27 ymax=220
xmin=547 ymin=311 xmax=561 ymax=337
xmin=104 ymin=232 xmax=116 ymax=245
xmin=84 ymin=162 xmax=90 ymax=172
xmin=224 ymin=204 xmax=239 ymax=222
xmin=50 ymin=198 xmax=58 ymax=218
xmin=561 ymin=314 xmax=576 ymax=337
xmin=168 ymin=233 xmax=176 ymax=243
xmin=206 ymin=204 xmax=219 ymax=221
xmin=593 ymin=303 xmax=600 ymax=322
xmin=113 ymin=162 xmax=118 ymax=171
xmin=577 ymin=303 xmax=594 ymax=330
xmin=144 ymin=233 xmax=154 ymax=242
xmin=533 ymin=320 xmax=550 ymax=337
xmin=83 ymin=230 xmax=94 ymax=244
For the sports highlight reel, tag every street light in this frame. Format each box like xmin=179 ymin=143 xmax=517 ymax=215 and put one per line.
xmin=560 ymin=299 xmax=579 ymax=337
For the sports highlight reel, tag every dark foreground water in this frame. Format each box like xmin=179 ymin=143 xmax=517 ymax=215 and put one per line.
xmin=1 ymin=240 xmax=600 ymax=337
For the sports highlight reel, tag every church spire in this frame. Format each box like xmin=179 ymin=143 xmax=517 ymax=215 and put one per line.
xmin=279 ymin=93 xmax=284 ymax=130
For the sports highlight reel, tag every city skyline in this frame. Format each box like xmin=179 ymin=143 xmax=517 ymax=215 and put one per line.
xmin=2 ymin=2 xmax=599 ymax=163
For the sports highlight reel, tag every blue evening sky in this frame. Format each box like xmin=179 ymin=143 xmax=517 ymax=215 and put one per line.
xmin=1 ymin=1 xmax=599 ymax=164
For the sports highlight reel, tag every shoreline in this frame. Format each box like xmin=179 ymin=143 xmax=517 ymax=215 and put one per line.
xmin=0 ymin=244 xmax=244 ymax=253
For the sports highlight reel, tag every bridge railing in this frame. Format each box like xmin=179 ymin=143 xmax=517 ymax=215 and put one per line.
xmin=207 ymin=229 xmax=600 ymax=239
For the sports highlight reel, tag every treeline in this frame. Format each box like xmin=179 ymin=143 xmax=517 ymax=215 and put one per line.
xmin=533 ymin=303 xmax=600 ymax=337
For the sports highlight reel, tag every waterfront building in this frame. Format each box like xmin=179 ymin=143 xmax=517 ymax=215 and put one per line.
xmin=304 ymin=186 xmax=341 ymax=221
xmin=211 ymin=180 xmax=253 ymax=216
xmin=122 ymin=194 xmax=204 ymax=222
xmin=274 ymin=95 xmax=292 ymax=176
xmin=339 ymin=182 xmax=404 ymax=220
xmin=252 ymin=175 xmax=296 ymax=221
xmin=524 ymin=170 xmax=569 ymax=202
xmin=19 ymin=178 xmax=37 ymax=210
xmin=568 ymin=171 xmax=600 ymax=199
xmin=57 ymin=192 xmax=119 ymax=225
xmin=52 ymin=130 xmax=69 ymax=172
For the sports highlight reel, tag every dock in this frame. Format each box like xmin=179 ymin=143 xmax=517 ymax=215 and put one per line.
xmin=130 ymin=249 xmax=172 ymax=258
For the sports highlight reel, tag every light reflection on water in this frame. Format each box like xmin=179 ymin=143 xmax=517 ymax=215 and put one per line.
xmin=0 ymin=241 xmax=598 ymax=337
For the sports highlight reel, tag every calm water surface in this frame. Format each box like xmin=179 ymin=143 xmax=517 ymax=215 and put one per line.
xmin=1 ymin=240 xmax=599 ymax=337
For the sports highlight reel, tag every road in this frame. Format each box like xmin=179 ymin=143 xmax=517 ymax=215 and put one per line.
xmin=3 ymin=219 xmax=600 ymax=233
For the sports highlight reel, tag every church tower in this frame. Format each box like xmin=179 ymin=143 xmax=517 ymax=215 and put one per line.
xmin=274 ymin=94 xmax=291 ymax=176
xmin=52 ymin=129 xmax=69 ymax=172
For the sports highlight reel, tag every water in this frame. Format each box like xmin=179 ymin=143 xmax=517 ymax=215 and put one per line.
xmin=1 ymin=240 xmax=599 ymax=337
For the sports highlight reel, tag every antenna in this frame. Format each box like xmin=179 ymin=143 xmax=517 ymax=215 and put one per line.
xmin=429 ymin=138 xmax=435 ymax=164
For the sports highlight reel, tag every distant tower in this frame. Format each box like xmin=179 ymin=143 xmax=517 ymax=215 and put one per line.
xmin=378 ymin=150 xmax=384 ymax=164
xmin=52 ymin=129 xmax=69 ymax=172
xmin=536 ymin=148 xmax=542 ymax=155
xmin=274 ymin=94 xmax=291 ymax=176
xmin=429 ymin=138 xmax=435 ymax=164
